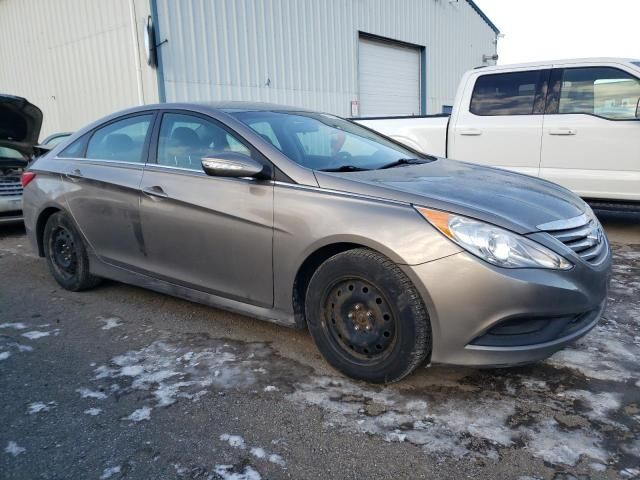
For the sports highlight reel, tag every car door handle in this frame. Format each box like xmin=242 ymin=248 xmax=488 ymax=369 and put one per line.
xmin=64 ymin=168 xmax=83 ymax=182
xmin=548 ymin=128 xmax=577 ymax=136
xmin=458 ymin=128 xmax=483 ymax=136
xmin=142 ymin=185 xmax=169 ymax=198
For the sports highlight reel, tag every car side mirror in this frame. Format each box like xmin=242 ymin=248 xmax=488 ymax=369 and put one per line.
xmin=201 ymin=152 xmax=266 ymax=179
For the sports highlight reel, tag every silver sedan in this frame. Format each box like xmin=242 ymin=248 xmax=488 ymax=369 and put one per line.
xmin=21 ymin=103 xmax=611 ymax=382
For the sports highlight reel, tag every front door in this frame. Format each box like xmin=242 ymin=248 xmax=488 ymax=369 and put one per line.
xmin=138 ymin=111 xmax=274 ymax=307
xmin=450 ymin=68 xmax=549 ymax=176
xmin=540 ymin=65 xmax=640 ymax=201
xmin=59 ymin=113 xmax=154 ymax=268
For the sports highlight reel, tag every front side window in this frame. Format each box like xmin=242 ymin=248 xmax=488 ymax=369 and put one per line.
xmin=558 ymin=67 xmax=640 ymax=120
xmin=230 ymin=110 xmax=430 ymax=171
xmin=470 ymin=70 xmax=546 ymax=116
xmin=156 ymin=113 xmax=251 ymax=171
xmin=85 ymin=115 xmax=152 ymax=162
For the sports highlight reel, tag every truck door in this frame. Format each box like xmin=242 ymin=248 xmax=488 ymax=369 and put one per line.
xmin=540 ymin=65 xmax=640 ymax=201
xmin=450 ymin=68 xmax=550 ymax=177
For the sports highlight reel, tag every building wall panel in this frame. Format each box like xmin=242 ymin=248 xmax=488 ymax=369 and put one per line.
xmin=155 ymin=0 xmax=497 ymax=116
xmin=0 ymin=0 xmax=158 ymax=138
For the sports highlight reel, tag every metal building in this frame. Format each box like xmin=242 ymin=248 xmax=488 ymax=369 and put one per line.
xmin=0 ymin=0 xmax=498 ymax=139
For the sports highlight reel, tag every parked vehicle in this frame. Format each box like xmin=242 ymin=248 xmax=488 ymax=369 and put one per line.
xmin=0 ymin=94 xmax=42 ymax=224
xmin=23 ymin=102 xmax=611 ymax=382
xmin=358 ymin=58 xmax=640 ymax=207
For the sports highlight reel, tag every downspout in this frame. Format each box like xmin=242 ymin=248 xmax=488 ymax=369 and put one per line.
xmin=149 ymin=0 xmax=167 ymax=102
xmin=128 ymin=0 xmax=145 ymax=104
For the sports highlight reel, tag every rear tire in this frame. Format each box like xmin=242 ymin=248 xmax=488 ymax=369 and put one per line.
xmin=43 ymin=211 xmax=101 ymax=291
xmin=305 ymin=248 xmax=431 ymax=383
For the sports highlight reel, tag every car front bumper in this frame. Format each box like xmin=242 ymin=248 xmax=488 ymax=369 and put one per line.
xmin=0 ymin=195 xmax=23 ymax=224
xmin=402 ymin=249 xmax=611 ymax=367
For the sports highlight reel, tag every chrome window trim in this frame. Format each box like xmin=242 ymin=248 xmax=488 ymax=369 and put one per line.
xmin=53 ymin=156 xmax=145 ymax=168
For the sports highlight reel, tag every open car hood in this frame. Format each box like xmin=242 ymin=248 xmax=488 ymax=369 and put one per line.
xmin=0 ymin=94 xmax=43 ymax=160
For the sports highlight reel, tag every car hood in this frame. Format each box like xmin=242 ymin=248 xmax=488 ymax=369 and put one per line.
xmin=314 ymin=159 xmax=586 ymax=234
xmin=0 ymin=94 xmax=43 ymax=160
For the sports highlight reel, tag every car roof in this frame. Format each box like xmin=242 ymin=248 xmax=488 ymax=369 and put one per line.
xmin=473 ymin=57 xmax=639 ymax=72
xmin=134 ymin=101 xmax=315 ymax=114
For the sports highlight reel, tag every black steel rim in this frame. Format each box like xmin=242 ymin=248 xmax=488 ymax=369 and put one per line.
xmin=50 ymin=226 xmax=77 ymax=278
xmin=322 ymin=277 xmax=397 ymax=363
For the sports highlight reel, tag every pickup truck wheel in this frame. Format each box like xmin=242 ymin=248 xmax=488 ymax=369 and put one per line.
xmin=305 ymin=248 xmax=431 ymax=383
xmin=43 ymin=211 xmax=101 ymax=291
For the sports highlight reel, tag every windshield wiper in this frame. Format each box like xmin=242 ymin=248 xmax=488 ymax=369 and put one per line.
xmin=319 ymin=165 xmax=371 ymax=172
xmin=377 ymin=158 xmax=429 ymax=170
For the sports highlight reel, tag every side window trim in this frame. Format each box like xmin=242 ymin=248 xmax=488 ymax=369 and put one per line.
xmin=547 ymin=66 xmax=640 ymax=121
xmin=83 ymin=112 xmax=156 ymax=164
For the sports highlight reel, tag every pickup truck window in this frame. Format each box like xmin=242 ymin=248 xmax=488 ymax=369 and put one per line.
xmin=557 ymin=67 xmax=640 ymax=120
xmin=470 ymin=70 xmax=546 ymax=116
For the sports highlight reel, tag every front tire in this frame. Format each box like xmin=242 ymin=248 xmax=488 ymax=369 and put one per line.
xmin=305 ymin=248 xmax=431 ymax=383
xmin=43 ymin=211 xmax=101 ymax=291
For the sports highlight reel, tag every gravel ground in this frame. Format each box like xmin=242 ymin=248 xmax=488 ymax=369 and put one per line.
xmin=0 ymin=211 xmax=638 ymax=480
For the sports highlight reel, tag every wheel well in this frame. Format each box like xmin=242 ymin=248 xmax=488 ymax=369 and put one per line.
xmin=35 ymin=207 xmax=61 ymax=257
xmin=292 ymin=242 xmax=367 ymax=329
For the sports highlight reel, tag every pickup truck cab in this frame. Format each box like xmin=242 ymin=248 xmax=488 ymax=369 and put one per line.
xmin=358 ymin=58 xmax=640 ymax=205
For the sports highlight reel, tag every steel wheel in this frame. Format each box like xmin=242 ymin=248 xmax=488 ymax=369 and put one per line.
xmin=43 ymin=211 xmax=101 ymax=291
xmin=323 ymin=277 xmax=397 ymax=363
xmin=49 ymin=226 xmax=78 ymax=279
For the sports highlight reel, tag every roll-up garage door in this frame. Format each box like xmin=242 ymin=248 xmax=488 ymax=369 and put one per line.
xmin=358 ymin=36 xmax=422 ymax=116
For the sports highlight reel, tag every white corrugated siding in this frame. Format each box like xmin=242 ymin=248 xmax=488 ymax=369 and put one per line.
xmin=155 ymin=0 xmax=497 ymax=115
xmin=0 ymin=0 xmax=158 ymax=138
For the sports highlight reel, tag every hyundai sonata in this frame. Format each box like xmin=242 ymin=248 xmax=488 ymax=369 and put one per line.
xmin=22 ymin=103 xmax=611 ymax=383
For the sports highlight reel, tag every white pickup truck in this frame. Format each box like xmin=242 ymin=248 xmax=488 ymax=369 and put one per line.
xmin=358 ymin=57 xmax=640 ymax=207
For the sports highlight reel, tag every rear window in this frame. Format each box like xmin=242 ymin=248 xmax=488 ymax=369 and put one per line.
xmin=85 ymin=115 xmax=152 ymax=163
xmin=470 ymin=70 xmax=545 ymax=116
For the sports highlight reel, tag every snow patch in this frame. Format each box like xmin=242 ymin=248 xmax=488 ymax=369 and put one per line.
xmin=213 ymin=465 xmax=261 ymax=480
xmin=76 ymin=388 xmax=107 ymax=400
xmin=0 ymin=351 xmax=10 ymax=361
xmin=0 ymin=322 xmax=28 ymax=330
xmin=100 ymin=317 xmax=122 ymax=330
xmin=27 ymin=401 xmax=56 ymax=414
xmin=220 ymin=433 xmax=246 ymax=449
xmin=268 ymin=454 xmax=285 ymax=467
xmin=21 ymin=330 xmax=52 ymax=340
xmin=250 ymin=447 xmax=266 ymax=459
xmin=263 ymin=386 xmax=278 ymax=392
xmin=100 ymin=465 xmax=121 ymax=479
xmin=84 ymin=408 xmax=103 ymax=416
xmin=4 ymin=441 xmax=26 ymax=456
xmin=525 ymin=418 xmax=606 ymax=465
xmin=125 ymin=406 xmax=151 ymax=422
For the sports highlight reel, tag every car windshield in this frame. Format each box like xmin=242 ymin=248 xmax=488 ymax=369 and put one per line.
xmin=228 ymin=110 xmax=433 ymax=171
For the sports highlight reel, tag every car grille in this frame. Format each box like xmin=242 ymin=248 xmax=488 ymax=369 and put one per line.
xmin=538 ymin=214 xmax=608 ymax=265
xmin=0 ymin=178 xmax=23 ymax=197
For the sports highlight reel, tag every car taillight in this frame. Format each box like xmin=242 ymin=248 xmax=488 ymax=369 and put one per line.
xmin=21 ymin=171 xmax=36 ymax=188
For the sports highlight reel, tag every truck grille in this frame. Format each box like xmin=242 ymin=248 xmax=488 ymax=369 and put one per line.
xmin=0 ymin=178 xmax=23 ymax=197
xmin=538 ymin=214 xmax=608 ymax=265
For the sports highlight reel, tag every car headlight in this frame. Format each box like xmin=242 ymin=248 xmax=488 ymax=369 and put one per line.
xmin=415 ymin=207 xmax=572 ymax=270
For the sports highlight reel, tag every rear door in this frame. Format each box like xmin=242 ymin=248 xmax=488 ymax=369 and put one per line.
xmin=540 ymin=64 xmax=640 ymax=200
xmin=58 ymin=113 xmax=154 ymax=268
xmin=450 ymin=68 xmax=550 ymax=176
xmin=137 ymin=111 xmax=274 ymax=307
